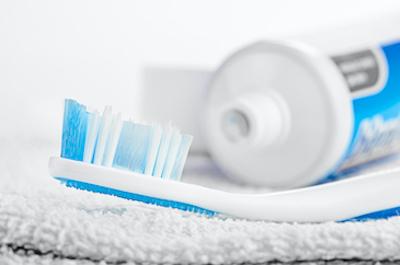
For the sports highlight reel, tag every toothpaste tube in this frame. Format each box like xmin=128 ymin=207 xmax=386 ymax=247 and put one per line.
xmin=203 ymin=37 xmax=400 ymax=188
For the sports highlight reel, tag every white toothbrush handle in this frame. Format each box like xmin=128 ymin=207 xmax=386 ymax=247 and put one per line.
xmin=49 ymin=157 xmax=400 ymax=222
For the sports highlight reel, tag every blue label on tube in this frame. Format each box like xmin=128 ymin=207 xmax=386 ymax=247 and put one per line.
xmin=324 ymin=41 xmax=400 ymax=182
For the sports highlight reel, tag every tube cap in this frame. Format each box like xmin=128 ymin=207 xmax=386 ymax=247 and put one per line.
xmin=203 ymin=40 xmax=353 ymax=188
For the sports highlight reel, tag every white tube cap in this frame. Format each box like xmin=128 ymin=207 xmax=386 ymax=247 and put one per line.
xmin=221 ymin=93 xmax=290 ymax=148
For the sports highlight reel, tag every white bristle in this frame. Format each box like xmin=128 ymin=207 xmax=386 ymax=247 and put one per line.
xmin=102 ymin=113 xmax=123 ymax=167
xmin=83 ymin=111 xmax=100 ymax=163
xmin=144 ymin=124 xmax=162 ymax=176
xmin=161 ymin=130 xmax=182 ymax=179
xmin=93 ymin=106 xmax=113 ymax=165
xmin=152 ymin=126 xmax=174 ymax=178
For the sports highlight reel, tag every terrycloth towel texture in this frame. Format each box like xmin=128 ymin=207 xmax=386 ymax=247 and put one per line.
xmin=1 ymin=145 xmax=400 ymax=264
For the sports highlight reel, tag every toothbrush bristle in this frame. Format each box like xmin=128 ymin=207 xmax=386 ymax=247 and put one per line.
xmin=61 ymin=100 xmax=88 ymax=161
xmin=61 ymin=99 xmax=193 ymax=181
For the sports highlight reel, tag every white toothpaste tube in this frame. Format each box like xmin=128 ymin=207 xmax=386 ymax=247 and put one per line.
xmin=139 ymin=17 xmax=400 ymax=189
xmin=203 ymin=31 xmax=400 ymax=188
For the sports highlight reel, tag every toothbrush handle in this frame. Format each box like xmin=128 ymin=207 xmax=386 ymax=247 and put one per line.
xmin=49 ymin=157 xmax=400 ymax=222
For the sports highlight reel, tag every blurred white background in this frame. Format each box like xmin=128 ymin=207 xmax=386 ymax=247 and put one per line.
xmin=0 ymin=0 xmax=400 ymax=182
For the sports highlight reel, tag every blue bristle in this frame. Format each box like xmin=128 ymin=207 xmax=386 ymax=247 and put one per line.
xmin=56 ymin=177 xmax=216 ymax=216
xmin=61 ymin=99 xmax=88 ymax=161
xmin=112 ymin=121 xmax=153 ymax=174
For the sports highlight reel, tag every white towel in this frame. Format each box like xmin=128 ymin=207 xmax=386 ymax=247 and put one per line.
xmin=1 ymin=144 xmax=400 ymax=264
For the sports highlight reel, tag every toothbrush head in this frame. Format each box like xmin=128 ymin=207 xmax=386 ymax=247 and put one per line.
xmin=61 ymin=99 xmax=193 ymax=181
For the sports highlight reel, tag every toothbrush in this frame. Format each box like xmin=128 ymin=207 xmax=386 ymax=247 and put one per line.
xmin=49 ymin=99 xmax=400 ymax=222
